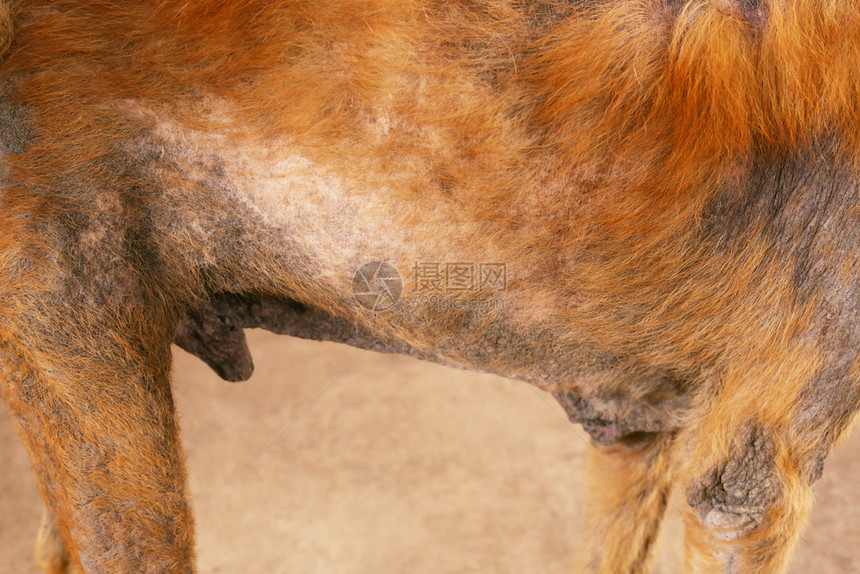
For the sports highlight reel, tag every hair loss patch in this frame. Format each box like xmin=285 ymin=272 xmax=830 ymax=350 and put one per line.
xmin=686 ymin=425 xmax=780 ymax=540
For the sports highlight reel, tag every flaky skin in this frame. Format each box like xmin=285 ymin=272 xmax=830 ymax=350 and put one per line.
xmin=1 ymin=1 xmax=859 ymax=572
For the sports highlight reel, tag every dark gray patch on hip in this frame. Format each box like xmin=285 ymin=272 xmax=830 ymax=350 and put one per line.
xmin=0 ymin=78 xmax=34 ymax=155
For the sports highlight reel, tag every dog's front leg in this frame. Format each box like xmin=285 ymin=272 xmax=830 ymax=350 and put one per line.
xmin=0 ymin=304 xmax=194 ymax=573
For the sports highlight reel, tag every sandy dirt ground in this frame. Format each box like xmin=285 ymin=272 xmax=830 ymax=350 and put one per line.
xmin=2 ymin=329 xmax=859 ymax=573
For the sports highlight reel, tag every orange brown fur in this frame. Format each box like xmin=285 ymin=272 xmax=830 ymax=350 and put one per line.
xmin=1 ymin=1 xmax=859 ymax=572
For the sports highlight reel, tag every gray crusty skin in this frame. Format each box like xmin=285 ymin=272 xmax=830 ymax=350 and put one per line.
xmin=173 ymin=295 xmax=432 ymax=382
xmin=174 ymin=295 xmax=689 ymax=447
xmin=4 ymin=1 xmax=860 ymax=573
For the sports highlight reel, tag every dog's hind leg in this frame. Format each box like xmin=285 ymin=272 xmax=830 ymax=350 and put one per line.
xmin=575 ymin=431 xmax=675 ymax=574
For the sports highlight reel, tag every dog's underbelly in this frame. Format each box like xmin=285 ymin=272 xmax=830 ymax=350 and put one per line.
xmin=140 ymin=108 xmax=690 ymax=444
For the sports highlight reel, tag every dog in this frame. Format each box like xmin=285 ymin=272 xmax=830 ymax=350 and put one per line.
xmin=1 ymin=1 xmax=859 ymax=572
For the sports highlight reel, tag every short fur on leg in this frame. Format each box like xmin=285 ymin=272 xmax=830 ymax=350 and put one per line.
xmin=36 ymin=508 xmax=71 ymax=574
xmin=576 ymin=432 xmax=676 ymax=574
xmin=681 ymin=425 xmax=814 ymax=573
xmin=0 ymin=303 xmax=195 ymax=572
xmin=36 ymin=508 xmax=83 ymax=574
xmin=676 ymin=345 xmax=854 ymax=573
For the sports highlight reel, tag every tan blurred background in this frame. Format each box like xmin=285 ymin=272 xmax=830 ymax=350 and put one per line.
xmin=2 ymin=329 xmax=859 ymax=573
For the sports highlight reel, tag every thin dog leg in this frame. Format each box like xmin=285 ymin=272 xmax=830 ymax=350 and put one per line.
xmin=576 ymin=431 xmax=675 ymax=574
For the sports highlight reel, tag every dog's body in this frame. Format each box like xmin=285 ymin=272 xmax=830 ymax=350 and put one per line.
xmin=2 ymin=1 xmax=860 ymax=572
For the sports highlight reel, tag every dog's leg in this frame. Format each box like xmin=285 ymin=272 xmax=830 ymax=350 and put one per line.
xmin=674 ymin=357 xmax=854 ymax=574
xmin=20 ymin=301 xmax=247 ymax=574
xmin=575 ymin=431 xmax=675 ymax=574
xmin=679 ymin=423 xmax=813 ymax=573
xmin=36 ymin=507 xmax=84 ymax=574
xmin=0 ymin=313 xmax=194 ymax=573
xmin=36 ymin=507 xmax=69 ymax=574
